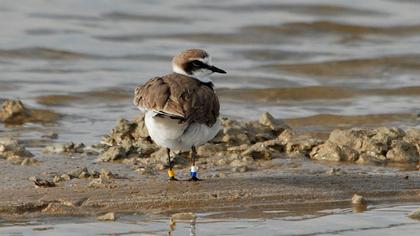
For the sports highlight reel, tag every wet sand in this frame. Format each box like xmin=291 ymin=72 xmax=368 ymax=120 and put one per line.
xmin=1 ymin=165 xmax=419 ymax=220
xmin=1 ymin=101 xmax=419 ymax=221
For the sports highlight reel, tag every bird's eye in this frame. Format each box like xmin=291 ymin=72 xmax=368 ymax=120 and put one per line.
xmin=191 ymin=60 xmax=201 ymax=67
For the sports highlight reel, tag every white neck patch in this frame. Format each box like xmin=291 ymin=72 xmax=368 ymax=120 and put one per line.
xmin=172 ymin=64 xmax=189 ymax=76
xmin=190 ymin=69 xmax=213 ymax=83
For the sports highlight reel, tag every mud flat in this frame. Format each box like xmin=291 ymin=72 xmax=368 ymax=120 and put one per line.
xmin=0 ymin=100 xmax=419 ymax=220
xmin=1 ymin=172 xmax=420 ymax=220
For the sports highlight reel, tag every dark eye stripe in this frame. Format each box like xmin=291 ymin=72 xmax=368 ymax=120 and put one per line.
xmin=183 ymin=60 xmax=209 ymax=75
xmin=191 ymin=60 xmax=204 ymax=67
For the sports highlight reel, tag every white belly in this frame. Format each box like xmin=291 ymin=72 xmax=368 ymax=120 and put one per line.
xmin=145 ymin=111 xmax=220 ymax=151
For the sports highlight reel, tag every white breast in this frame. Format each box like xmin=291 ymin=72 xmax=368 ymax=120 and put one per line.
xmin=145 ymin=111 xmax=220 ymax=151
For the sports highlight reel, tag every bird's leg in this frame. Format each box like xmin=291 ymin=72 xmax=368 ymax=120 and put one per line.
xmin=167 ymin=148 xmax=177 ymax=181
xmin=188 ymin=146 xmax=201 ymax=181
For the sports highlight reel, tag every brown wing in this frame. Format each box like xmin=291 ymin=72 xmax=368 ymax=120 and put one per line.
xmin=134 ymin=76 xmax=185 ymax=117
xmin=133 ymin=73 xmax=219 ymax=127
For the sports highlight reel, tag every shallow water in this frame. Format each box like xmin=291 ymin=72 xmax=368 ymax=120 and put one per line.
xmin=0 ymin=204 xmax=419 ymax=236
xmin=1 ymin=1 xmax=420 ymax=233
xmin=1 ymin=0 xmax=420 ymax=145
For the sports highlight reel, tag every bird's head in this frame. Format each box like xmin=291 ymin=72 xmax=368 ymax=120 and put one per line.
xmin=172 ymin=48 xmax=226 ymax=83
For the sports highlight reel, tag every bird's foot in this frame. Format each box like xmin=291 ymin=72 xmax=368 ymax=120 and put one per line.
xmin=188 ymin=165 xmax=200 ymax=181
xmin=187 ymin=176 xmax=201 ymax=181
xmin=168 ymin=176 xmax=179 ymax=181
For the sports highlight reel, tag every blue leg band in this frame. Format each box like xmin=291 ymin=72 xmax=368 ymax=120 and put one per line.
xmin=190 ymin=166 xmax=198 ymax=178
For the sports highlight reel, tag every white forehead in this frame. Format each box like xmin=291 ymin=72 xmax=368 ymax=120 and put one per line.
xmin=188 ymin=56 xmax=212 ymax=65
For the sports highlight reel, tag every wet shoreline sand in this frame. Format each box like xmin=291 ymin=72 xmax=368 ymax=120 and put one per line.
xmin=0 ymin=170 xmax=419 ymax=220
xmin=1 ymin=99 xmax=419 ymax=221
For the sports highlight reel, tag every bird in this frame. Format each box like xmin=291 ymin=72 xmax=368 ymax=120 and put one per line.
xmin=133 ymin=49 xmax=226 ymax=181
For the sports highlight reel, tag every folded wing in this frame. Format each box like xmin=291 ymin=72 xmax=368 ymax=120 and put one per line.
xmin=133 ymin=73 xmax=219 ymax=127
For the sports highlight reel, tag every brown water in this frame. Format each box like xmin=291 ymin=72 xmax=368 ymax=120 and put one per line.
xmin=0 ymin=203 xmax=419 ymax=236
xmin=1 ymin=0 xmax=420 ymax=144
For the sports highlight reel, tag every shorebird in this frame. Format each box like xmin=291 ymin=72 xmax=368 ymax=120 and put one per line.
xmin=133 ymin=49 xmax=226 ymax=181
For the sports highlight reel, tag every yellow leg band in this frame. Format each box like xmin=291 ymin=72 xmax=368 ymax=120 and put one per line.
xmin=168 ymin=169 xmax=175 ymax=177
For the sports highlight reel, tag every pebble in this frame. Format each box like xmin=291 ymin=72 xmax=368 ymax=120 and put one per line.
xmin=98 ymin=146 xmax=127 ymax=162
xmin=29 ymin=176 xmax=56 ymax=188
xmin=88 ymin=178 xmax=112 ymax=188
xmin=43 ymin=142 xmax=85 ymax=155
xmin=351 ymin=194 xmax=366 ymax=205
xmin=41 ymin=132 xmax=58 ymax=139
xmin=61 ymin=174 xmax=72 ymax=181
xmin=327 ymin=167 xmax=343 ymax=176
xmin=230 ymin=159 xmax=247 ymax=168
xmin=408 ymin=208 xmax=420 ymax=220
xmin=53 ymin=175 xmax=63 ymax=183
xmin=78 ymin=171 xmax=90 ymax=179
xmin=0 ymin=100 xmax=31 ymax=123
xmin=259 ymin=112 xmax=290 ymax=133
xmin=97 ymin=212 xmax=116 ymax=221
xmin=232 ymin=166 xmax=248 ymax=173
xmin=42 ymin=203 xmax=74 ymax=213
xmin=20 ymin=157 xmax=37 ymax=166
xmin=216 ymin=159 xmax=227 ymax=166
xmin=69 ymin=167 xmax=90 ymax=178
xmin=155 ymin=163 xmax=165 ymax=171
xmin=100 ymin=169 xmax=115 ymax=179
xmin=0 ymin=138 xmax=34 ymax=165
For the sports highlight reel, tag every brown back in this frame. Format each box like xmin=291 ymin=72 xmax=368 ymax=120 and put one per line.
xmin=134 ymin=73 xmax=219 ymax=127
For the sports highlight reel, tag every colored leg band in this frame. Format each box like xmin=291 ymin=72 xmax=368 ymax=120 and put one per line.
xmin=168 ymin=168 xmax=175 ymax=177
xmin=190 ymin=166 xmax=198 ymax=178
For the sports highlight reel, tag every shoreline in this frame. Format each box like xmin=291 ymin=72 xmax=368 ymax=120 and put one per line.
xmin=1 ymin=169 xmax=419 ymax=220
xmin=1 ymin=100 xmax=419 ymax=220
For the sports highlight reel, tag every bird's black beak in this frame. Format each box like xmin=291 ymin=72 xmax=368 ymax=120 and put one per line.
xmin=209 ymin=65 xmax=227 ymax=74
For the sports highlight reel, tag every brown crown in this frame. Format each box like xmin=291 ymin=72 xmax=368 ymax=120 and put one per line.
xmin=172 ymin=49 xmax=209 ymax=66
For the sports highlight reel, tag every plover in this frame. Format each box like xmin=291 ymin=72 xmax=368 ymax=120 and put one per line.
xmin=133 ymin=49 xmax=226 ymax=181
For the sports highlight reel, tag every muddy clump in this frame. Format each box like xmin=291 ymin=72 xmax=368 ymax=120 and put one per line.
xmin=310 ymin=127 xmax=419 ymax=164
xmin=0 ymin=138 xmax=36 ymax=165
xmin=0 ymin=99 xmax=59 ymax=125
xmin=409 ymin=208 xmax=420 ymax=220
xmin=52 ymin=167 xmax=119 ymax=183
xmin=0 ymin=100 xmax=31 ymax=124
xmin=95 ymin=112 xmax=420 ymax=174
xmin=29 ymin=176 xmax=56 ymax=188
xmin=97 ymin=212 xmax=116 ymax=221
xmin=98 ymin=115 xmax=159 ymax=162
xmin=50 ymin=167 xmax=119 ymax=188
xmin=44 ymin=142 xmax=86 ymax=155
xmin=96 ymin=112 xmax=308 ymax=173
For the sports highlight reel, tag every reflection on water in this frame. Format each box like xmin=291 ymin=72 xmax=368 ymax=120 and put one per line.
xmin=0 ymin=204 xmax=419 ymax=236
xmin=168 ymin=217 xmax=197 ymax=236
